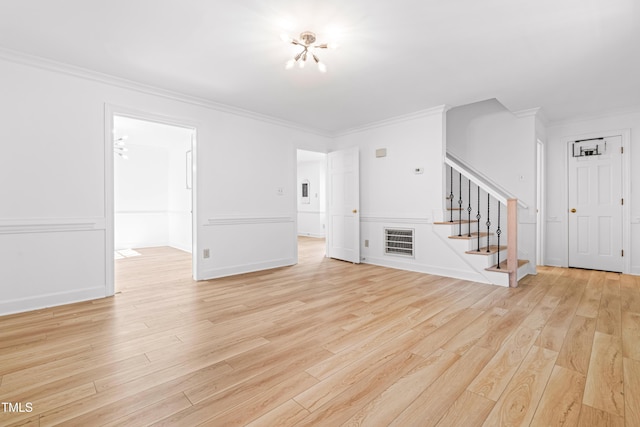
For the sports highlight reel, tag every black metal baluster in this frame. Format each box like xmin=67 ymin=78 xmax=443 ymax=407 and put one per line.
xmin=486 ymin=194 xmax=491 ymax=252
xmin=458 ymin=173 xmax=463 ymax=236
xmin=496 ymin=202 xmax=502 ymax=269
xmin=449 ymin=167 xmax=454 ymax=222
xmin=467 ymin=178 xmax=472 ymax=237
xmin=476 ymin=186 xmax=481 ymax=252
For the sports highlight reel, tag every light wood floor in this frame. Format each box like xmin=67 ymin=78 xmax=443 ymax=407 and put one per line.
xmin=1 ymin=237 xmax=639 ymax=426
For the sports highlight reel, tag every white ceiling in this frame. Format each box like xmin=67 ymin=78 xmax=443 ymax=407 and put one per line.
xmin=1 ymin=0 xmax=639 ymax=133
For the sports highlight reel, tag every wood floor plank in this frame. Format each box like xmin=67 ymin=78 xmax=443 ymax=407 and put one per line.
xmin=467 ymin=326 xmax=539 ymax=401
xmin=530 ymin=365 xmax=585 ymax=426
xmin=624 ymin=357 xmax=640 ymax=427
xmin=577 ymin=405 xmax=624 ymax=427
xmin=293 ymin=351 xmax=427 ymax=426
xmin=0 ymin=240 xmax=637 ymax=426
xmin=556 ymin=315 xmax=597 ymax=374
xmin=244 ymin=399 xmax=309 ymax=427
xmin=435 ymin=391 xmax=495 ymax=427
xmin=597 ymin=290 xmax=622 ymax=336
xmin=294 ymin=330 xmax=423 ymax=412
xmin=482 ymin=345 xmax=558 ymax=427
xmin=389 ymin=345 xmax=495 ymax=426
xmin=583 ymin=332 xmax=624 ymax=417
xmin=342 ymin=348 xmax=459 ymax=426
xmin=576 ymin=273 xmax=605 ymax=318
xmin=622 ymin=311 xmax=640 ymax=360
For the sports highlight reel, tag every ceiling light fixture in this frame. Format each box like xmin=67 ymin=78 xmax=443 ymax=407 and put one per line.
xmin=281 ymin=31 xmax=336 ymax=73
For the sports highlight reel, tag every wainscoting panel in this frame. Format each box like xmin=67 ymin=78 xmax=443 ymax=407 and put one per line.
xmin=200 ymin=215 xmax=296 ymax=279
xmin=0 ymin=222 xmax=107 ymax=315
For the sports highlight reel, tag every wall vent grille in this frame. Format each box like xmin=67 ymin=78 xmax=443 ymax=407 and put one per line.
xmin=384 ymin=228 xmax=414 ymax=257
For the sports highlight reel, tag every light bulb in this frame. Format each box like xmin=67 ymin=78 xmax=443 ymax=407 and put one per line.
xmin=327 ymin=42 xmax=339 ymax=49
xmin=318 ymin=62 xmax=327 ymax=73
xmin=285 ymin=59 xmax=295 ymax=69
xmin=299 ymin=59 xmax=305 ymax=69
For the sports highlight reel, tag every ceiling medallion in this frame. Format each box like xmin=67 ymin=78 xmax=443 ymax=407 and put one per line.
xmin=281 ymin=31 xmax=337 ymax=73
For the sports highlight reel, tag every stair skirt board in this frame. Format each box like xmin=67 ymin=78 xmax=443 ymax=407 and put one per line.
xmin=432 ymin=223 xmax=528 ymax=287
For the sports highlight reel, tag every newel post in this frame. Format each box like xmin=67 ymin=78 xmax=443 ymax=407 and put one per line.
xmin=507 ymin=199 xmax=518 ymax=287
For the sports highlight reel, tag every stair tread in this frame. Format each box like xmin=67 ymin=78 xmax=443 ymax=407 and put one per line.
xmin=465 ymin=245 xmax=507 ymax=255
xmin=448 ymin=232 xmax=492 ymax=240
xmin=485 ymin=259 xmax=529 ymax=273
xmin=434 ymin=219 xmax=474 ymax=225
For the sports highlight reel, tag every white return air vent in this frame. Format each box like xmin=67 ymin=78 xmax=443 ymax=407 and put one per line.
xmin=384 ymin=228 xmax=414 ymax=257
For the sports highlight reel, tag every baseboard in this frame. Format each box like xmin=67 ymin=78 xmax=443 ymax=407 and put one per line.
xmin=198 ymin=258 xmax=296 ymax=281
xmin=0 ymin=286 xmax=106 ymax=316
xmin=297 ymin=233 xmax=325 ymax=239
xmin=631 ymin=266 xmax=640 ymax=276
xmin=363 ymin=256 xmax=490 ymax=284
xmin=169 ymin=243 xmax=192 ymax=253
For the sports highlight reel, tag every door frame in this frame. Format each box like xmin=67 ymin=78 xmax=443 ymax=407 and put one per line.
xmin=563 ymin=128 xmax=630 ymax=273
xmin=104 ymin=104 xmax=199 ymax=296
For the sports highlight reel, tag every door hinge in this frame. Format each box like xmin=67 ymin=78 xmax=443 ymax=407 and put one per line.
xmin=622 ymin=198 xmax=624 ymax=205
xmin=622 ymin=250 xmax=624 ymax=257
xmin=621 ymin=146 xmax=624 ymax=154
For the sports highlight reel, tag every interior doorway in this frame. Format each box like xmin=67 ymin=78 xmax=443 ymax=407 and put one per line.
xmin=112 ymin=115 xmax=195 ymax=290
xmin=296 ymin=149 xmax=327 ymax=261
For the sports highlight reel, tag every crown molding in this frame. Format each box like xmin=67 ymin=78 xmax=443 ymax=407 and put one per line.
xmin=333 ymin=104 xmax=449 ymax=137
xmin=0 ymin=47 xmax=333 ymax=138
xmin=547 ymin=104 xmax=640 ymax=128
xmin=512 ymin=107 xmax=541 ymax=118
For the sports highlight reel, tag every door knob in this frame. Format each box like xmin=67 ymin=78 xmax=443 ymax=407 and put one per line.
xmin=352 ymin=209 xmax=358 ymax=214
xmin=570 ymin=208 xmax=577 ymax=213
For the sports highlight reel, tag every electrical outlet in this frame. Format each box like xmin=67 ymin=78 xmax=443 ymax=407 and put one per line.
xmin=364 ymin=239 xmax=369 ymax=247
xmin=203 ymin=248 xmax=210 ymax=258
xmin=276 ymin=187 xmax=284 ymax=196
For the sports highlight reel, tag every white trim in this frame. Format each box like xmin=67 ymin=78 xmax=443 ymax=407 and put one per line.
xmin=0 ymin=287 xmax=106 ymax=317
xmin=563 ymin=129 xmax=631 ymax=273
xmin=360 ymin=216 xmax=432 ymax=225
xmin=297 ymin=210 xmax=325 ymax=215
xmin=445 ymin=154 xmax=528 ymax=208
xmin=363 ymin=255 xmax=489 ymax=285
xmin=0 ymin=217 xmax=105 ymax=234
xmin=0 ymin=47 xmax=329 ymax=138
xmin=205 ymin=216 xmax=295 ymax=226
xmin=105 ymin=104 xmax=199 ymax=291
xmin=334 ymin=105 xmax=449 ymax=137
xmin=199 ymin=258 xmax=296 ymax=280
xmin=297 ymin=233 xmax=326 ymax=238
xmin=548 ymin=105 xmax=640 ymax=128
xmin=512 ymin=107 xmax=542 ymax=119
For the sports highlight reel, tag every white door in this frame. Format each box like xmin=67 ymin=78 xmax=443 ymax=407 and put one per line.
xmin=568 ymin=135 xmax=623 ymax=272
xmin=327 ymin=147 xmax=360 ymax=263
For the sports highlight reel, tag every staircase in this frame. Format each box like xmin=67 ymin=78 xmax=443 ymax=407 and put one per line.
xmin=434 ymin=159 xmax=529 ymax=287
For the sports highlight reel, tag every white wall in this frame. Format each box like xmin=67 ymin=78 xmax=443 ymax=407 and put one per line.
xmin=546 ymin=109 xmax=639 ymax=274
xmin=331 ymin=107 xmax=490 ymax=282
xmin=114 ymin=143 xmax=170 ymax=250
xmin=0 ymin=53 xmax=329 ymax=315
xmin=446 ymin=99 xmax=538 ymax=271
xmin=297 ymin=154 xmax=326 ymax=238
